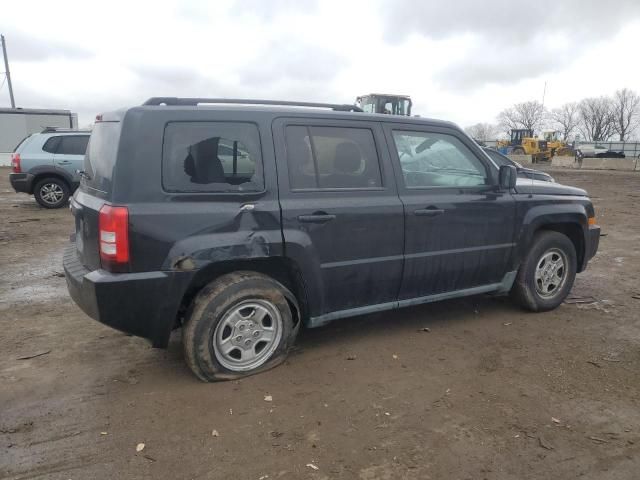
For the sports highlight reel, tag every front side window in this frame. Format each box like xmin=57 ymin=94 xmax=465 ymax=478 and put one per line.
xmin=162 ymin=122 xmax=263 ymax=193
xmin=285 ymin=125 xmax=382 ymax=190
xmin=392 ymin=131 xmax=489 ymax=188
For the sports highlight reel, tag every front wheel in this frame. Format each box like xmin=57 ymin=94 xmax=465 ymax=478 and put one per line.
xmin=511 ymin=231 xmax=577 ymax=312
xmin=182 ymin=272 xmax=299 ymax=382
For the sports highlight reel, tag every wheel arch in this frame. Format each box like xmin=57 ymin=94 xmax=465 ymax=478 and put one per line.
xmin=176 ymin=257 xmax=308 ymax=331
xmin=516 ymin=204 xmax=589 ymax=273
xmin=30 ymin=167 xmax=74 ymax=194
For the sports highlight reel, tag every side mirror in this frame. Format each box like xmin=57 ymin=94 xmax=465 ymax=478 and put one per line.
xmin=498 ymin=165 xmax=517 ymax=190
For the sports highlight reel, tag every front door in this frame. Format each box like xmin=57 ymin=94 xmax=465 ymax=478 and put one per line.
xmin=273 ymin=118 xmax=404 ymax=319
xmin=384 ymin=125 xmax=516 ymax=301
xmin=53 ymin=135 xmax=89 ymax=182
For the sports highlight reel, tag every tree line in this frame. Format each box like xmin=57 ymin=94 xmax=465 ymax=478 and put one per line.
xmin=465 ymin=88 xmax=640 ymax=142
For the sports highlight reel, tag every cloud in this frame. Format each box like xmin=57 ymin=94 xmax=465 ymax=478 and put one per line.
xmin=381 ymin=0 xmax=640 ymax=44
xmin=236 ymin=38 xmax=348 ymax=87
xmin=2 ymin=29 xmax=91 ymax=62
xmin=382 ymin=0 xmax=640 ymax=90
xmin=229 ymin=0 xmax=319 ymax=19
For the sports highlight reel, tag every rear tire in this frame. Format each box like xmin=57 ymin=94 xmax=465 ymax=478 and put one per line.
xmin=512 ymin=147 xmax=525 ymax=155
xmin=182 ymin=272 xmax=299 ymax=382
xmin=34 ymin=177 xmax=70 ymax=209
xmin=511 ymin=231 xmax=577 ymax=312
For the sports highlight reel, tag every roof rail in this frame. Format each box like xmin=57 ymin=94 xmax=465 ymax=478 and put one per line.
xmin=142 ymin=97 xmax=363 ymax=112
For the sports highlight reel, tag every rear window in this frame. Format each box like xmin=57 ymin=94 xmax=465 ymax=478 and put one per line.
xmin=83 ymin=122 xmax=121 ymax=194
xmin=162 ymin=122 xmax=263 ymax=193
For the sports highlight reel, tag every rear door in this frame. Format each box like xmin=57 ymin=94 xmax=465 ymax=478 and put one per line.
xmin=384 ymin=124 xmax=516 ymax=300
xmin=54 ymin=135 xmax=89 ymax=182
xmin=273 ymin=118 xmax=404 ymax=318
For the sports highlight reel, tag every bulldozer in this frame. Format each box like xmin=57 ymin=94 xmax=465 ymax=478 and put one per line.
xmin=542 ymin=130 xmax=575 ymax=157
xmin=355 ymin=93 xmax=412 ymax=116
xmin=498 ymin=129 xmax=574 ymax=162
xmin=497 ymin=129 xmax=553 ymax=163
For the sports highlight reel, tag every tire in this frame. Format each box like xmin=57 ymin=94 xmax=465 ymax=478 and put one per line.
xmin=34 ymin=177 xmax=70 ymax=209
xmin=511 ymin=231 xmax=577 ymax=312
xmin=512 ymin=148 xmax=525 ymax=155
xmin=182 ymin=272 xmax=299 ymax=382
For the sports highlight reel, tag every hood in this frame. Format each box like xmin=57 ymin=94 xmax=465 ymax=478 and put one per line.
xmin=515 ymin=178 xmax=587 ymax=196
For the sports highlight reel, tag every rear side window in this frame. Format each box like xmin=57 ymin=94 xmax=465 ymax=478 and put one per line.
xmin=57 ymin=135 xmax=89 ymax=155
xmin=42 ymin=136 xmax=61 ymax=153
xmin=162 ymin=122 xmax=263 ymax=193
xmin=285 ymin=126 xmax=382 ymax=190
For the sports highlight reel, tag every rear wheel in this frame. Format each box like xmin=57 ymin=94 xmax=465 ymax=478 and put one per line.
xmin=34 ymin=177 xmax=70 ymax=209
xmin=182 ymin=272 xmax=299 ymax=382
xmin=512 ymin=147 xmax=525 ymax=155
xmin=511 ymin=231 xmax=577 ymax=312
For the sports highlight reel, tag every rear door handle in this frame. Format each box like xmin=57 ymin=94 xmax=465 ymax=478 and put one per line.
xmin=414 ymin=208 xmax=445 ymax=217
xmin=298 ymin=213 xmax=336 ymax=223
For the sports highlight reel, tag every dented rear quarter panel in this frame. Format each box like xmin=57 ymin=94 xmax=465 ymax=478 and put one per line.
xmin=110 ymin=107 xmax=285 ymax=273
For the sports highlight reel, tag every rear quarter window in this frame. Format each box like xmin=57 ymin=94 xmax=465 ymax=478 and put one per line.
xmin=42 ymin=136 xmax=62 ymax=153
xmin=83 ymin=122 xmax=121 ymax=194
xmin=162 ymin=122 xmax=263 ymax=193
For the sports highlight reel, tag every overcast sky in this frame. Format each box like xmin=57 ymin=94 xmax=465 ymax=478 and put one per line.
xmin=2 ymin=0 xmax=639 ymax=127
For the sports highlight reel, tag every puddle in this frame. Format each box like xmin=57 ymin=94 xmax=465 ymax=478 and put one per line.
xmin=0 ymin=250 xmax=68 ymax=308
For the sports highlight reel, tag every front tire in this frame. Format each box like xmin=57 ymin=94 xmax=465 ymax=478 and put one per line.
xmin=511 ymin=231 xmax=577 ymax=312
xmin=34 ymin=177 xmax=70 ymax=209
xmin=182 ymin=272 xmax=299 ymax=382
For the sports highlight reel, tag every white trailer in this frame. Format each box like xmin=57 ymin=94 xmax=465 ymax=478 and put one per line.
xmin=0 ymin=108 xmax=78 ymax=166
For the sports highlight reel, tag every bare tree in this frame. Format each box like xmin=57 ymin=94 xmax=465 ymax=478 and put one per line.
xmin=612 ymin=88 xmax=640 ymax=141
xmin=497 ymin=100 xmax=546 ymax=135
xmin=578 ymin=97 xmax=616 ymax=141
xmin=464 ymin=123 xmax=498 ymax=141
xmin=550 ymin=102 xmax=579 ymax=141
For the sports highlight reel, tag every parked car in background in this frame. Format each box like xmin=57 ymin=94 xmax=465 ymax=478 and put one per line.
xmin=483 ymin=147 xmax=555 ymax=183
xmin=64 ymin=98 xmax=599 ymax=382
xmin=575 ymin=144 xmax=625 ymax=159
xmin=9 ymin=128 xmax=90 ymax=208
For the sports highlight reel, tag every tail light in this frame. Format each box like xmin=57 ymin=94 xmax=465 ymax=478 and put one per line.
xmin=11 ymin=153 xmax=21 ymax=173
xmin=99 ymin=205 xmax=129 ymax=271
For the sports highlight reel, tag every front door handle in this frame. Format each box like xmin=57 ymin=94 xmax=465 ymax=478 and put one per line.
xmin=414 ymin=207 xmax=445 ymax=217
xmin=298 ymin=213 xmax=336 ymax=223
xmin=57 ymin=161 xmax=72 ymax=165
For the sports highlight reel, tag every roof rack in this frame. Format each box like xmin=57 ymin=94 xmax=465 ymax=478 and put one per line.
xmin=41 ymin=126 xmax=88 ymax=133
xmin=142 ymin=97 xmax=363 ymax=112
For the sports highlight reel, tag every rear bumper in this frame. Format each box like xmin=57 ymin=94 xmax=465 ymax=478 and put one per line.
xmin=63 ymin=241 xmax=193 ymax=348
xmin=9 ymin=173 xmax=35 ymax=194
xmin=581 ymin=225 xmax=600 ymax=271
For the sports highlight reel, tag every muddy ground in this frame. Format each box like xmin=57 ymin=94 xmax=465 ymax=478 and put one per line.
xmin=1 ymin=166 xmax=639 ymax=480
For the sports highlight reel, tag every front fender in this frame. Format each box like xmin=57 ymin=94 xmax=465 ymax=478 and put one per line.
xmin=514 ymin=200 xmax=589 ymax=269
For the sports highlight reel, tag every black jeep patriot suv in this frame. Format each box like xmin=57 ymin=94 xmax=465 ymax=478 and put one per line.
xmin=64 ymin=97 xmax=600 ymax=382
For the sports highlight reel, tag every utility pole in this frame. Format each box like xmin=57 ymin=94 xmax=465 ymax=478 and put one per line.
xmin=1 ymin=34 xmax=16 ymax=108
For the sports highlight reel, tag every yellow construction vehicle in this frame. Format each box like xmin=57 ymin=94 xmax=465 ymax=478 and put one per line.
xmin=543 ymin=131 xmax=574 ymax=157
xmin=356 ymin=93 xmax=412 ymax=116
xmin=498 ymin=129 xmax=575 ymax=162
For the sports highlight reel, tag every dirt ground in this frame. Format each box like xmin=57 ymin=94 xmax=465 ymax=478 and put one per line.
xmin=1 ymin=166 xmax=639 ymax=480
